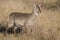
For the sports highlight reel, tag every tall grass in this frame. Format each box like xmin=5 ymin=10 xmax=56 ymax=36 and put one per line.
xmin=55 ymin=0 xmax=60 ymax=7
xmin=0 ymin=0 xmax=60 ymax=40
xmin=41 ymin=0 xmax=60 ymax=10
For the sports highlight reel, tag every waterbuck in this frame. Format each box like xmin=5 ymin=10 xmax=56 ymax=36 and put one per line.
xmin=7 ymin=3 xmax=41 ymax=35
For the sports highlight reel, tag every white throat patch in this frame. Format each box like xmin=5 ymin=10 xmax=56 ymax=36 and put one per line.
xmin=35 ymin=13 xmax=38 ymax=16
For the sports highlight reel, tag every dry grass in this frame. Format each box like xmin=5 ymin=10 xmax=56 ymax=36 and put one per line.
xmin=0 ymin=0 xmax=60 ymax=40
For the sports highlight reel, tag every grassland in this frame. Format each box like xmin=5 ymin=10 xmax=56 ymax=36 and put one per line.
xmin=0 ymin=0 xmax=60 ymax=40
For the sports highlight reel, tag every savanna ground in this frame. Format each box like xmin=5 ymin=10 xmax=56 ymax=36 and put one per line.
xmin=0 ymin=0 xmax=60 ymax=40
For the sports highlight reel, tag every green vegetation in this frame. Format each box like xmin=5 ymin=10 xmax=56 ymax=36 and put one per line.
xmin=55 ymin=0 xmax=60 ymax=7
xmin=43 ymin=0 xmax=60 ymax=9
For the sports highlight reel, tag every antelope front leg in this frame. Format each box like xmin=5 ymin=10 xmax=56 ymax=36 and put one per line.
xmin=27 ymin=26 xmax=33 ymax=36
xmin=23 ymin=25 xmax=27 ymax=34
xmin=24 ymin=25 xmax=32 ymax=36
xmin=14 ymin=26 xmax=17 ymax=36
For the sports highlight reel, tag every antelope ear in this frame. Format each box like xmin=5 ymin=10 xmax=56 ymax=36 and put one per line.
xmin=39 ymin=4 xmax=41 ymax=13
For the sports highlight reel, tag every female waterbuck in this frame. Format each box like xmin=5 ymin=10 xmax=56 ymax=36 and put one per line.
xmin=7 ymin=3 xmax=41 ymax=35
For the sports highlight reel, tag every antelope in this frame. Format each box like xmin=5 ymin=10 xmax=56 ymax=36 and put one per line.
xmin=7 ymin=3 xmax=41 ymax=35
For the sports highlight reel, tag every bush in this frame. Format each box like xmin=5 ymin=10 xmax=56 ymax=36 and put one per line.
xmin=55 ymin=0 xmax=60 ymax=7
